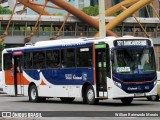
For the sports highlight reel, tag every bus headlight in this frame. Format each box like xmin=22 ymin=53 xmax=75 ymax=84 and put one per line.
xmin=114 ymin=81 xmax=122 ymax=88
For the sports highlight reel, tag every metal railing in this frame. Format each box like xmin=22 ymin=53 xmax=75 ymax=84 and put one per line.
xmin=1 ymin=30 xmax=160 ymax=38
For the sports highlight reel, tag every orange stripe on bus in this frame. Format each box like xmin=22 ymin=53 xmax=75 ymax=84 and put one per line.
xmin=40 ymin=79 xmax=46 ymax=85
xmin=21 ymin=74 xmax=30 ymax=85
xmin=5 ymin=71 xmax=14 ymax=85
xmin=5 ymin=71 xmax=30 ymax=85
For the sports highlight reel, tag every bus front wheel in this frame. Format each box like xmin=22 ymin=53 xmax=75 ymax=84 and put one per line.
xmin=147 ymin=95 xmax=159 ymax=101
xmin=120 ymin=98 xmax=133 ymax=105
xmin=85 ymin=85 xmax=99 ymax=105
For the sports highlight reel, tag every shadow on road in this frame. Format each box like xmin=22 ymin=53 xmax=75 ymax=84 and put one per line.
xmin=11 ymin=98 xmax=157 ymax=107
xmin=1 ymin=93 xmax=158 ymax=107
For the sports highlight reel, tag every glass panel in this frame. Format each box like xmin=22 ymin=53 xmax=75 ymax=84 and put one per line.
xmin=33 ymin=51 xmax=45 ymax=69
xmin=24 ymin=52 xmax=33 ymax=69
xmin=77 ymin=47 xmax=92 ymax=67
xmin=46 ymin=50 xmax=60 ymax=68
xmin=61 ymin=48 xmax=75 ymax=68
xmin=3 ymin=53 xmax=12 ymax=70
xmin=112 ymin=47 xmax=156 ymax=74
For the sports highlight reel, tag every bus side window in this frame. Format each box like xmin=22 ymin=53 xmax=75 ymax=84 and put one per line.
xmin=3 ymin=53 xmax=12 ymax=70
xmin=33 ymin=51 xmax=45 ymax=69
xmin=24 ymin=52 xmax=33 ymax=69
xmin=61 ymin=48 xmax=75 ymax=68
xmin=46 ymin=50 xmax=60 ymax=68
xmin=76 ymin=47 xmax=92 ymax=67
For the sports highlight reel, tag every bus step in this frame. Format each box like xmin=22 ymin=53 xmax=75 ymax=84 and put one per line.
xmin=96 ymin=97 xmax=108 ymax=99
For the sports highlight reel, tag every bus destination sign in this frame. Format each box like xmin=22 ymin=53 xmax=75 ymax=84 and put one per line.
xmin=115 ymin=40 xmax=149 ymax=46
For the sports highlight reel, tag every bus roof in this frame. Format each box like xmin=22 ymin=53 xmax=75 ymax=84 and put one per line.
xmin=3 ymin=36 xmax=152 ymax=53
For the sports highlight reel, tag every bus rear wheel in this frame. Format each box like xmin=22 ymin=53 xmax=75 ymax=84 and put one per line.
xmin=85 ymin=85 xmax=99 ymax=105
xmin=29 ymin=85 xmax=46 ymax=102
xmin=60 ymin=97 xmax=75 ymax=102
xmin=29 ymin=85 xmax=38 ymax=102
xmin=120 ymin=98 xmax=133 ymax=105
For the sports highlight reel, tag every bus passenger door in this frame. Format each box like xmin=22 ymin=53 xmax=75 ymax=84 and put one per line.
xmin=13 ymin=54 xmax=24 ymax=95
xmin=95 ymin=44 xmax=108 ymax=98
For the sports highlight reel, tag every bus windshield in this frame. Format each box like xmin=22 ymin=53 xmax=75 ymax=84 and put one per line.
xmin=112 ymin=47 xmax=156 ymax=74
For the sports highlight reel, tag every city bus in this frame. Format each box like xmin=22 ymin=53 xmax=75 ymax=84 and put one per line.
xmin=1 ymin=36 xmax=157 ymax=105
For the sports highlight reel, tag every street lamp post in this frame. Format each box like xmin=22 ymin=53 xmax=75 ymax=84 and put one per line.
xmin=99 ymin=0 xmax=106 ymax=38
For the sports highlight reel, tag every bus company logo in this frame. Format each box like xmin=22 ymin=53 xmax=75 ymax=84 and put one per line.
xmin=73 ymin=74 xmax=82 ymax=80
xmin=128 ymin=87 xmax=138 ymax=90
xmin=65 ymin=74 xmax=83 ymax=80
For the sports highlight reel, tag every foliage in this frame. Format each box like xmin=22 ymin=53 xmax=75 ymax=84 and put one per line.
xmin=0 ymin=39 xmax=5 ymax=51
xmin=0 ymin=39 xmax=5 ymax=70
xmin=82 ymin=5 xmax=99 ymax=16
xmin=112 ymin=13 xmax=118 ymax=16
xmin=0 ymin=5 xmax=12 ymax=14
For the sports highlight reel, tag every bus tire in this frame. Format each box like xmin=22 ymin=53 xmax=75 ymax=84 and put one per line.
xmin=38 ymin=97 xmax=46 ymax=102
xmin=121 ymin=97 xmax=133 ymax=105
xmin=29 ymin=85 xmax=39 ymax=102
xmin=82 ymin=97 xmax=87 ymax=104
xmin=147 ymin=95 xmax=159 ymax=101
xmin=85 ymin=85 xmax=99 ymax=105
xmin=60 ymin=97 xmax=75 ymax=102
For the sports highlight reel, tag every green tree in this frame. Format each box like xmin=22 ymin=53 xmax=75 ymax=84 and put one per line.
xmin=0 ymin=39 xmax=5 ymax=70
xmin=0 ymin=5 xmax=12 ymax=14
xmin=82 ymin=5 xmax=99 ymax=16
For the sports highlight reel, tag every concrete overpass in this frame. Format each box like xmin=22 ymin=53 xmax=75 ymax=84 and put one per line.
xmin=0 ymin=15 xmax=160 ymax=44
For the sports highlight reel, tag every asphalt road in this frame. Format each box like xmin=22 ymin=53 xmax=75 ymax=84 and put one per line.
xmin=0 ymin=93 xmax=160 ymax=120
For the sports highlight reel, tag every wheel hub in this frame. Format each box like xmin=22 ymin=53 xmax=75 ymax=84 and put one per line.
xmin=31 ymin=88 xmax=36 ymax=100
xmin=87 ymin=89 xmax=94 ymax=101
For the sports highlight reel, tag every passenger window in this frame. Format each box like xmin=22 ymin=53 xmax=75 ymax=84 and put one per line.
xmin=24 ymin=52 xmax=33 ymax=69
xmin=77 ymin=47 xmax=92 ymax=67
xmin=46 ymin=50 xmax=60 ymax=68
xmin=61 ymin=48 xmax=75 ymax=68
xmin=33 ymin=51 xmax=45 ymax=69
xmin=3 ymin=53 xmax=12 ymax=70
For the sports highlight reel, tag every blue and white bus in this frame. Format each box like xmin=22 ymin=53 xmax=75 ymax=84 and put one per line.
xmin=1 ymin=36 xmax=157 ymax=104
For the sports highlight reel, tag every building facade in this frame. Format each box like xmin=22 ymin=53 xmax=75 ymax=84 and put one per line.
xmin=0 ymin=0 xmax=159 ymax=17
xmin=0 ymin=0 xmax=25 ymax=14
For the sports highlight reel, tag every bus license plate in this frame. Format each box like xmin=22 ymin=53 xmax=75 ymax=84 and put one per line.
xmin=134 ymin=93 xmax=145 ymax=97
